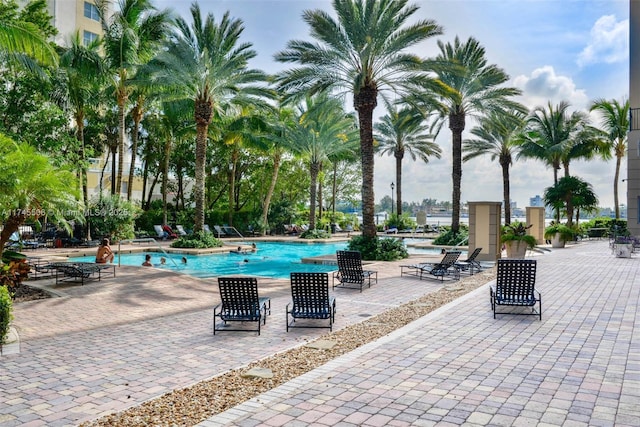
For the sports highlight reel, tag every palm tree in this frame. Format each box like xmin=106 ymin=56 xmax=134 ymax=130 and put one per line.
xmin=0 ymin=19 xmax=58 ymax=69
xmin=589 ymin=98 xmax=629 ymax=219
xmin=421 ymin=36 xmax=524 ymax=234
xmin=149 ymin=3 xmax=270 ymax=232
xmin=544 ymin=176 xmax=598 ymax=227
xmin=289 ymin=94 xmax=359 ymax=230
xmin=96 ymin=0 xmax=171 ymax=195
xmin=0 ymin=134 xmax=80 ymax=256
xmin=375 ymin=100 xmax=441 ymax=215
xmin=463 ymin=109 xmax=526 ymax=224
xmin=275 ymin=0 xmax=443 ymax=240
xmin=59 ymin=32 xmax=106 ymax=208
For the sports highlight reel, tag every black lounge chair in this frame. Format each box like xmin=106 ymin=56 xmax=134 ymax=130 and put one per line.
xmin=47 ymin=262 xmax=115 ymax=285
xmin=490 ymin=259 xmax=541 ymax=320
xmin=400 ymin=251 xmax=461 ymax=281
xmin=213 ymin=277 xmax=271 ymax=335
xmin=287 ymin=272 xmax=336 ymax=331
xmin=332 ymin=250 xmax=377 ymax=292
xmin=455 ymin=247 xmax=483 ymax=275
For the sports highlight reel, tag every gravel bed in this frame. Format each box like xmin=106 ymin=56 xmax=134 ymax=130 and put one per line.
xmin=81 ymin=267 xmax=496 ymax=427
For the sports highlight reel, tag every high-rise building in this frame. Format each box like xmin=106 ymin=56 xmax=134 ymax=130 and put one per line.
xmin=41 ymin=0 xmax=111 ymax=46
xmin=529 ymin=195 xmax=544 ymax=207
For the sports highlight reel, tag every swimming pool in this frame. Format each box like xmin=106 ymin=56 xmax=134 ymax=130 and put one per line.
xmin=70 ymin=241 xmax=349 ymax=279
xmin=69 ymin=240 xmax=458 ymax=279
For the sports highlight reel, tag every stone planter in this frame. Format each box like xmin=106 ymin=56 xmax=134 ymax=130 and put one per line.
xmin=504 ymin=240 xmax=528 ymax=259
xmin=614 ymin=243 xmax=633 ymax=258
xmin=551 ymin=233 xmax=566 ymax=248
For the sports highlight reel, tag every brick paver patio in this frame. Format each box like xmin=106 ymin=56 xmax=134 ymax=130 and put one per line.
xmin=1 ymin=240 xmax=638 ymax=427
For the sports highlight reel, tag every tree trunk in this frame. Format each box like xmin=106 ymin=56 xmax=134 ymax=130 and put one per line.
xmin=309 ymin=162 xmax=320 ymax=230
xmin=194 ymin=95 xmax=213 ymax=233
xmin=116 ymin=93 xmax=127 ymax=196
xmin=127 ymin=97 xmax=144 ymax=201
xmin=449 ymin=110 xmax=465 ymax=234
xmin=0 ymin=213 xmax=26 ymax=257
xmin=228 ymin=149 xmax=238 ymax=226
xmin=111 ymin=148 xmax=117 ymax=195
xmin=614 ymin=154 xmax=621 ymax=218
xmin=501 ymin=158 xmax=511 ymax=224
xmin=395 ymin=151 xmax=403 ymax=216
xmin=331 ymin=162 xmax=337 ymax=214
xmin=262 ymin=151 xmax=281 ymax=231
xmin=353 ymin=85 xmax=378 ymax=239
xmin=161 ymin=136 xmax=172 ymax=229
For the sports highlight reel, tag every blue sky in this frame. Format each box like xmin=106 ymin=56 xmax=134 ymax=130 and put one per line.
xmin=154 ymin=0 xmax=629 ymax=210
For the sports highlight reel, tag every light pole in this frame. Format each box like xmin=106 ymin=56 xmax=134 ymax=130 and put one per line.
xmin=390 ymin=182 xmax=395 ymax=215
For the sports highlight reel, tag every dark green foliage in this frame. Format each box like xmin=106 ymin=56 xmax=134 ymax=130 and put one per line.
xmin=170 ymin=231 xmax=222 ymax=249
xmin=348 ymin=235 xmax=408 ymax=261
xmin=433 ymin=227 xmax=469 ymax=246
xmin=500 ymin=222 xmax=537 ymax=248
xmin=87 ymin=196 xmax=139 ymax=242
xmin=580 ymin=217 xmax=627 ymax=236
xmin=300 ymin=229 xmax=331 ymax=239
xmin=384 ymin=213 xmax=415 ymax=231
xmin=0 ymin=283 xmax=13 ymax=345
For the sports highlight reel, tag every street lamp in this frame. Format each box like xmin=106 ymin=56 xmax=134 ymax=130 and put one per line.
xmin=390 ymin=182 xmax=395 ymax=215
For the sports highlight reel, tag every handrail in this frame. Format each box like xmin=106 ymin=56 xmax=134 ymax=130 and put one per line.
xmin=452 ymin=235 xmax=469 ymax=249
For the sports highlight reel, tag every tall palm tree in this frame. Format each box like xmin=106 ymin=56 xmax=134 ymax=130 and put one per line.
xmin=589 ymin=98 xmax=629 ymax=219
xmin=544 ymin=176 xmax=598 ymax=227
xmin=290 ymin=94 xmax=359 ymax=230
xmin=421 ymin=36 xmax=523 ymax=234
xmin=463 ymin=109 xmax=526 ymax=224
xmin=149 ymin=3 xmax=270 ymax=232
xmin=375 ymin=100 xmax=441 ymax=215
xmin=59 ymin=32 xmax=106 ymax=208
xmin=96 ymin=0 xmax=171 ymax=195
xmin=275 ymin=0 xmax=443 ymax=240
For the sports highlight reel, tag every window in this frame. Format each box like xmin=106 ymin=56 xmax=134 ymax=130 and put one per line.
xmin=83 ymin=30 xmax=98 ymax=46
xmin=84 ymin=2 xmax=100 ymax=21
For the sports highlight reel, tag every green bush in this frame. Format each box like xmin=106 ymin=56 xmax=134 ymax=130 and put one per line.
xmin=384 ymin=213 xmax=415 ymax=231
xmin=433 ymin=227 xmax=469 ymax=246
xmin=0 ymin=284 xmax=13 ymax=345
xmin=300 ymin=229 xmax=331 ymax=239
xmin=347 ymin=235 xmax=409 ymax=261
xmin=170 ymin=231 xmax=222 ymax=249
xmin=87 ymin=195 xmax=139 ymax=242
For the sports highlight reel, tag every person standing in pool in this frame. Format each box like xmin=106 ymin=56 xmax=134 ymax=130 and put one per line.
xmin=142 ymin=254 xmax=153 ymax=267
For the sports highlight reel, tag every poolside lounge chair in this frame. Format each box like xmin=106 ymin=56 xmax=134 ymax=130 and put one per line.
xmin=213 ymin=225 xmax=230 ymax=238
xmin=401 ymin=251 xmax=461 ymax=281
xmin=287 ymin=272 xmax=336 ymax=331
xmin=176 ymin=225 xmax=189 ymax=236
xmin=203 ymin=224 xmax=212 ymax=234
xmin=47 ymin=262 xmax=116 ymax=286
xmin=332 ymin=250 xmax=377 ymax=292
xmin=490 ymin=259 xmax=541 ymax=320
xmin=213 ymin=277 xmax=271 ymax=335
xmin=455 ymin=247 xmax=483 ymax=275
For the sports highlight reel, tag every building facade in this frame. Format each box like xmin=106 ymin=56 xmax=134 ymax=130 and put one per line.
xmin=630 ymin=0 xmax=640 ymax=236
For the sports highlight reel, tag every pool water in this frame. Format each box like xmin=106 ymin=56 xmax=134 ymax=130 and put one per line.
xmin=69 ymin=240 xmax=458 ymax=279
xmin=70 ymin=241 xmax=349 ymax=279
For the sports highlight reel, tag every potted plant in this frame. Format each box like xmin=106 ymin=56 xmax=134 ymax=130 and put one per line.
xmin=544 ymin=223 xmax=575 ymax=248
xmin=501 ymin=222 xmax=536 ymax=259
xmin=612 ymin=235 xmax=636 ymax=258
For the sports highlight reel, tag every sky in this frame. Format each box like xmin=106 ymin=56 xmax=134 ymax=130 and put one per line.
xmin=154 ymin=0 xmax=629 ymax=210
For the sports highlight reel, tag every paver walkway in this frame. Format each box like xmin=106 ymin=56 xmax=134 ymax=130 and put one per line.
xmin=199 ymin=240 xmax=640 ymax=427
xmin=1 ymin=240 xmax=638 ymax=427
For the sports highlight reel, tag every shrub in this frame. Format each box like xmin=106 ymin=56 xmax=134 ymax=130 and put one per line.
xmin=300 ymin=229 xmax=331 ymax=239
xmin=170 ymin=231 xmax=222 ymax=249
xmin=501 ymin=222 xmax=537 ymax=249
xmin=433 ymin=227 xmax=469 ymax=246
xmin=0 ymin=284 xmax=13 ymax=345
xmin=87 ymin=195 xmax=139 ymax=242
xmin=347 ymin=235 xmax=409 ymax=261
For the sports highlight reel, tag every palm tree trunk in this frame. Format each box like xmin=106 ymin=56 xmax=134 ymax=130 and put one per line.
xmin=449 ymin=111 xmax=465 ymax=234
xmin=161 ymin=136 xmax=172 ymax=228
xmin=332 ymin=162 xmax=337 ymax=215
xmin=309 ymin=162 xmax=320 ymax=230
xmin=194 ymin=122 xmax=208 ymax=233
xmin=228 ymin=149 xmax=238 ymax=226
xmin=262 ymin=152 xmax=281 ymax=230
xmin=116 ymin=93 xmax=127 ymax=196
xmin=501 ymin=160 xmax=511 ymax=224
xmin=0 ymin=213 xmax=26 ymax=257
xmin=354 ymin=86 xmax=378 ymax=239
xmin=614 ymin=155 xmax=621 ymax=218
xmin=127 ymin=98 xmax=144 ymax=201
xmin=318 ymin=165 xmax=323 ymax=221
xmin=395 ymin=153 xmax=402 ymax=215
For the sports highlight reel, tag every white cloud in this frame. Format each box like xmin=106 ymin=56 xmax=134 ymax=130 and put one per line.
xmin=513 ymin=66 xmax=589 ymax=110
xmin=577 ymin=15 xmax=629 ymax=67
